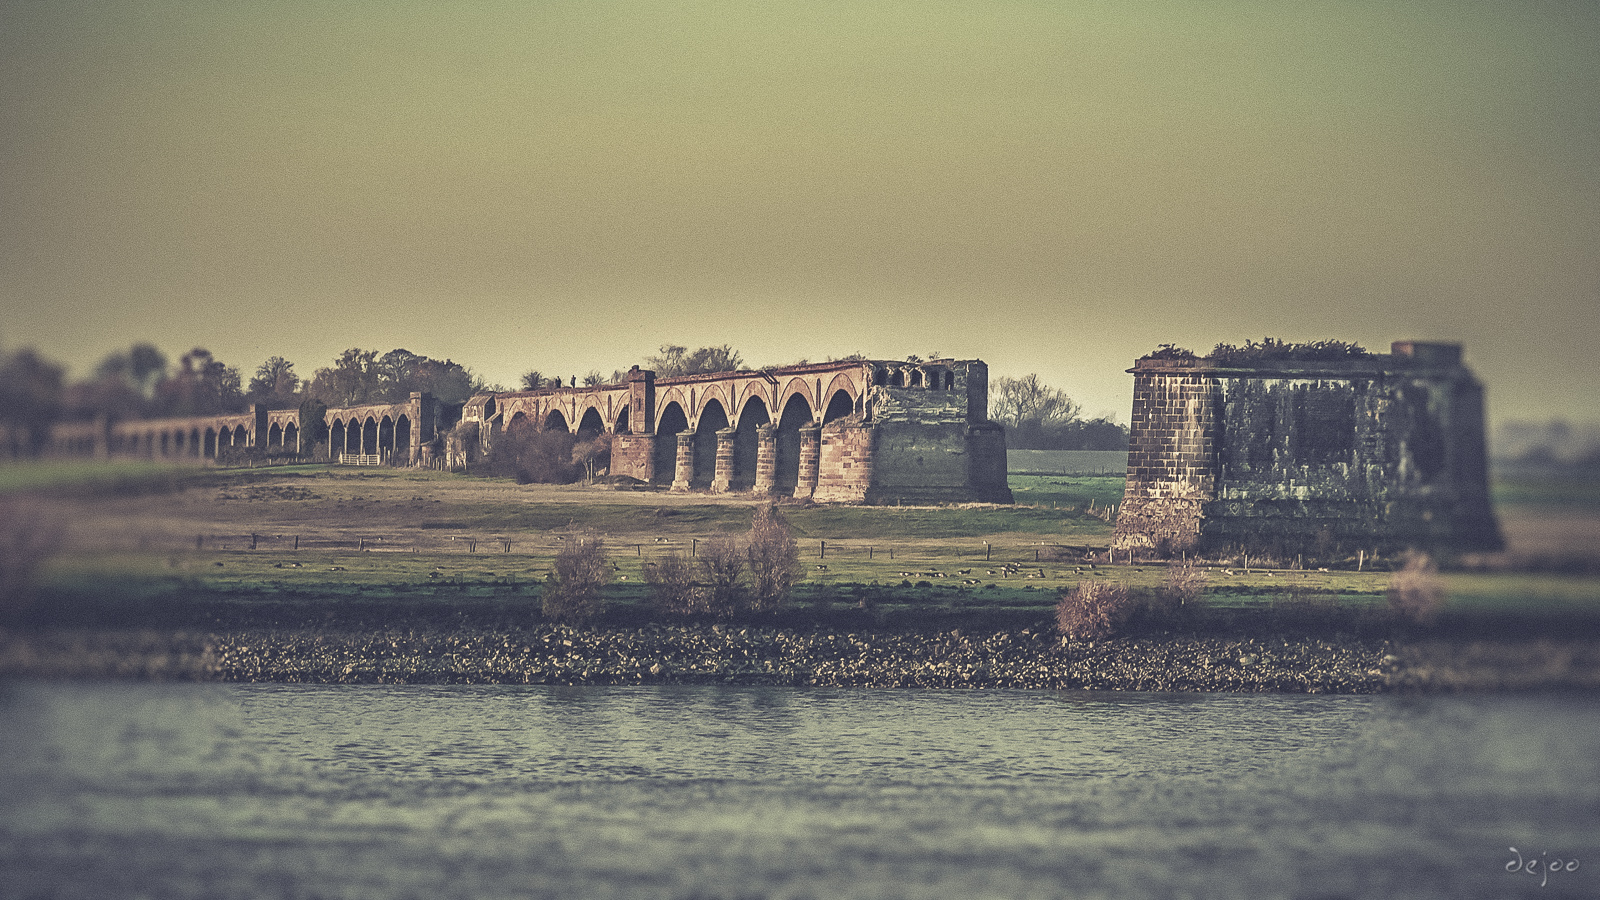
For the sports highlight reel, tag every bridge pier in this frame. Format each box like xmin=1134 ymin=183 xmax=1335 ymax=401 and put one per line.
xmin=754 ymin=424 xmax=777 ymax=494
xmin=794 ymin=425 xmax=820 ymax=500
xmin=710 ymin=428 xmax=736 ymax=493
xmin=671 ymin=432 xmax=696 ymax=492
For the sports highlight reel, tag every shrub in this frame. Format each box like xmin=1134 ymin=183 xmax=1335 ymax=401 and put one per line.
xmin=1388 ymin=551 xmax=1445 ymax=624
xmin=697 ymin=534 xmax=747 ymax=619
xmin=485 ymin=419 xmax=582 ymax=484
xmin=746 ymin=505 xmax=802 ymax=614
xmin=1055 ymin=580 xmax=1140 ymax=641
xmin=542 ymin=531 xmax=609 ymax=624
xmin=1156 ymin=559 xmax=1208 ymax=613
xmin=643 ymin=553 xmax=702 ymax=617
xmin=0 ymin=497 xmax=62 ymax=621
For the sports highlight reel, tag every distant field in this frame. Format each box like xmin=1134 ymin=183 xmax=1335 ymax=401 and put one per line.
xmin=1007 ymin=449 xmax=1127 ymax=475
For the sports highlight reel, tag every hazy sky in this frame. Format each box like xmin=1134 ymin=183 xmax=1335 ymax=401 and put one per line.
xmin=3 ymin=1 xmax=1596 ymax=425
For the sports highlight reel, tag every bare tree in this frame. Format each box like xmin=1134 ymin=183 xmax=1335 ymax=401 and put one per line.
xmin=991 ymin=374 xmax=1081 ymax=431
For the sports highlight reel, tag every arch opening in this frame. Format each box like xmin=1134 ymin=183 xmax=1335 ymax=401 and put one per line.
xmin=652 ymin=402 xmax=689 ymax=484
xmin=362 ymin=418 xmax=378 ymax=455
xmin=733 ymin=397 xmax=771 ymax=490
xmin=284 ymin=423 xmax=299 ymax=455
xmin=775 ymin=394 xmax=813 ymax=492
xmin=692 ymin=400 xmax=728 ymax=489
xmin=577 ymin=408 xmax=605 ymax=441
xmin=822 ymin=389 xmax=855 ymax=424
xmin=544 ymin=410 xmax=569 ymax=433
xmin=395 ymin=416 xmax=411 ymax=460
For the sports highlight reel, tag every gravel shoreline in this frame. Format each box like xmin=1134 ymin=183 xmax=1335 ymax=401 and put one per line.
xmin=4 ymin=621 xmax=1594 ymax=693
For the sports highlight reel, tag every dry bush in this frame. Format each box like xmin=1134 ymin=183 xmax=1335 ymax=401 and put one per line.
xmin=1388 ymin=551 xmax=1446 ymax=624
xmin=697 ymin=534 xmax=747 ymax=619
xmin=1156 ymin=559 xmax=1208 ymax=613
xmin=485 ymin=419 xmax=583 ymax=484
xmin=0 ymin=497 xmax=62 ymax=620
xmin=542 ymin=531 xmax=610 ymax=624
xmin=643 ymin=553 xmax=702 ymax=617
xmin=746 ymin=505 xmax=802 ymax=614
xmin=1055 ymin=580 xmax=1140 ymax=641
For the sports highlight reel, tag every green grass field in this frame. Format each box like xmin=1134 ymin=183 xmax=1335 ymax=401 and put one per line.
xmin=7 ymin=460 xmax=1599 ymax=621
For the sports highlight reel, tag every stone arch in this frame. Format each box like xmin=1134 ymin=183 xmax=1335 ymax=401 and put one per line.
xmin=160 ymin=431 xmax=171 ymax=456
xmin=284 ymin=422 xmax=299 ymax=454
xmin=614 ymin=404 xmax=630 ymax=434
xmin=204 ymin=428 xmax=218 ymax=458
xmin=544 ymin=409 xmax=570 ymax=432
xmin=775 ymin=393 xmax=813 ymax=492
xmin=822 ymin=388 xmax=855 ymax=424
xmin=888 ymin=368 xmax=905 ymax=387
xmin=909 ymin=368 xmax=924 ymax=388
xmin=269 ymin=422 xmax=283 ymax=448
xmin=577 ymin=407 xmax=606 ymax=440
xmin=694 ymin=384 xmax=734 ymax=430
xmin=733 ymin=395 xmax=771 ymax=491
xmin=943 ymin=370 xmax=955 ymax=390
xmin=692 ymin=399 xmax=729 ymax=489
xmin=189 ymin=428 xmax=202 ymax=456
xmin=330 ymin=420 xmax=347 ymax=456
xmin=379 ymin=415 xmax=395 ymax=456
xmin=218 ymin=426 xmax=233 ymax=451
xmin=653 ymin=401 xmax=689 ymax=485
xmin=362 ymin=417 xmax=378 ymax=454
xmin=655 ymin=387 xmax=690 ymax=426
xmin=776 ymin=378 xmax=815 ymax=428
xmin=395 ymin=415 xmax=411 ymax=460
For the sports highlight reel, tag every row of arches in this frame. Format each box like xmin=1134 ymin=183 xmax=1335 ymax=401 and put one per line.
xmin=872 ymin=365 xmax=957 ymax=390
xmin=328 ymin=414 xmax=412 ymax=460
xmin=106 ymin=423 xmax=254 ymax=459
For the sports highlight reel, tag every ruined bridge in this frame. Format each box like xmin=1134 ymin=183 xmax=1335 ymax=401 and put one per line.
xmin=49 ymin=358 xmax=1013 ymax=505
xmin=462 ymin=358 xmax=1011 ymax=503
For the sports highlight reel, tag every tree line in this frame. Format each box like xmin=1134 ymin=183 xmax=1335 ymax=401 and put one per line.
xmin=0 ymin=342 xmax=491 ymax=457
xmin=1 ymin=341 xmax=1125 ymax=456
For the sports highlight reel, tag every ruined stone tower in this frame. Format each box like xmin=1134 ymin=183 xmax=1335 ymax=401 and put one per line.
xmin=1112 ymin=340 xmax=1501 ymax=556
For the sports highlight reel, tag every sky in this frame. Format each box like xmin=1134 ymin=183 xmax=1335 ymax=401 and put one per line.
xmin=2 ymin=0 xmax=1596 ymax=426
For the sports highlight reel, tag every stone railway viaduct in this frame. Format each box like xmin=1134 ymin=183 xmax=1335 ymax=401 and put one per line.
xmin=48 ymin=358 xmax=1014 ymax=505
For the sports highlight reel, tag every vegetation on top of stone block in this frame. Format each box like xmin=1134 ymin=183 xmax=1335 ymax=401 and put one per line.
xmin=1144 ymin=338 xmax=1371 ymax=363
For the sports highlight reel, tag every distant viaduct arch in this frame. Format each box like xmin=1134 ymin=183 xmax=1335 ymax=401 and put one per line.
xmin=44 ymin=359 xmax=1013 ymax=504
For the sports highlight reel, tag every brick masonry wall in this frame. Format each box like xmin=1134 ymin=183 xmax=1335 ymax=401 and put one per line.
xmin=813 ymin=419 xmax=875 ymax=503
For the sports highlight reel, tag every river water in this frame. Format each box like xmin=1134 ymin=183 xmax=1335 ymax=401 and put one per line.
xmin=1 ymin=683 xmax=1596 ymax=900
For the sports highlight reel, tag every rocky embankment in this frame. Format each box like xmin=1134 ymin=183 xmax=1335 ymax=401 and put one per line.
xmin=0 ymin=622 xmax=1387 ymax=693
xmin=5 ymin=621 xmax=1597 ymax=693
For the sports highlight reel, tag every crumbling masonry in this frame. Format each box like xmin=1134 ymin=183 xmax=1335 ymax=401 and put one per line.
xmin=50 ymin=358 xmax=1013 ymax=505
xmin=1112 ymin=341 xmax=1501 ymax=556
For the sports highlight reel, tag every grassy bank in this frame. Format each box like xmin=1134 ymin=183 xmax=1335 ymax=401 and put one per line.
xmin=3 ymin=461 xmax=1598 ymax=692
